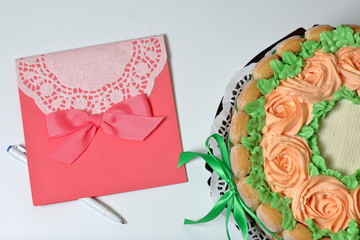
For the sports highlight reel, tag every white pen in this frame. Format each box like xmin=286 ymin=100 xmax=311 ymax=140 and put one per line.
xmin=7 ymin=145 xmax=125 ymax=224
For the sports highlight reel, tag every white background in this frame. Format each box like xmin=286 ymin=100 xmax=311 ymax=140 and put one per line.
xmin=0 ymin=0 xmax=359 ymax=239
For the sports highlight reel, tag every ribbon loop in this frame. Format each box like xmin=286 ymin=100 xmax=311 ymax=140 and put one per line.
xmin=46 ymin=94 xmax=164 ymax=164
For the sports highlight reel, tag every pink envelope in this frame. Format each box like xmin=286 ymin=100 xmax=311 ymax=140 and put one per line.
xmin=16 ymin=35 xmax=187 ymax=206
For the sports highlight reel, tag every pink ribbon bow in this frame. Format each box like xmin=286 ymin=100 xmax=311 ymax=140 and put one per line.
xmin=46 ymin=94 xmax=164 ymax=164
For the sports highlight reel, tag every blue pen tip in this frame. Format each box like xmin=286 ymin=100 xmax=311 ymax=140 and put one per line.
xmin=7 ymin=145 xmax=12 ymax=152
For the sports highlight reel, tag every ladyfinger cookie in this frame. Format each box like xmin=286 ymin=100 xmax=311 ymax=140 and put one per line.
xmin=253 ymin=54 xmax=279 ymax=80
xmin=236 ymin=79 xmax=262 ymax=111
xmin=275 ymin=36 xmax=304 ymax=57
xmin=230 ymin=144 xmax=251 ymax=178
xmin=256 ymin=203 xmax=283 ymax=233
xmin=236 ymin=176 xmax=261 ymax=211
xmin=304 ymin=25 xmax=333 ymax=41
xmin=229 ymin=110 xmax=249 ymax=144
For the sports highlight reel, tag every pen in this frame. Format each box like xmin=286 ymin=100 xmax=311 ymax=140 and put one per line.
xmin=7 ymin=145 xmax=125 ymax=224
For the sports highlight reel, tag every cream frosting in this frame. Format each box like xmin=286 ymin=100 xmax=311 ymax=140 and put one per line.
xmin=278 ymin=50 xmax=342 ymax=104
xmin=291 ymin=175 xmax=355 ymax=232
xmin=336 ymin=46 xmax=360 ymax=95
xmin=263 ymin=89 xmax=311 ymax=136
xmin=261 ymin=135 xmax=310 ymax=198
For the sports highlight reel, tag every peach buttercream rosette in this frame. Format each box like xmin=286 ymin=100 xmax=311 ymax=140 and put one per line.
xmin=263 ymin=89 xmax=312 ymax=136
xmin=261 ymin=135 xmax=310 ymax=198
xmin=291 ymin=175 xmax=355 ymax=232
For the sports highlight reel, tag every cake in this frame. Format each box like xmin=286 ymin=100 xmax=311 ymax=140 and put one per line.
xmin=229 ymin=25 xmax=360 ymax=240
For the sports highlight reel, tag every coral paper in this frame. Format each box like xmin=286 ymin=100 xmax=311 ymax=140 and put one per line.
xmin=16 ymin=35 xmax=187 ymax=206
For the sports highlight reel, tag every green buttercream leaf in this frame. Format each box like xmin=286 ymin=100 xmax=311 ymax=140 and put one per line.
xmin=329 ymin=220 xmax=360 ymax=240
xmin=270 ymin=193 xmax=282 ymax=209
xmin=333 ymin=90 xmax=345 ymax=101
xmin=282 ymin=51 xmax=303 ymax=66
xmin=356 ymin=169 xmax=360 ymax=182
xmin=340 ymin=86 xmax=356 ymax=99
xmin=312 ymin=100 xmax=327 ymax=115
xmin=305 ymin=219 xmax=317 ymax=232
xmin=299 ymin=40 xmax=321 ymax=58
xmin=280 ymin=64 xmax=301 ymax=79
xmin=309 ymin=117 xmax=319 ymax=132
xmin=243 ymin=96 xmax=265 ymax=117
xmin=246 ymin=116 xmax=265 ymax=136
xmin=341 ymin=175 xmax=359 ymax=190
xmin=352 ymin=96 xmax=360 ymax=105
xmin=354 ymin=33 xmax=360 ymax=48
xmin=249 ymin=147 xmax=263 ymax=169
xmin=330 ymin=231 xmax=347 ymax=240
xmin=257 ymin=77 xmax=279 ymax=95
xmin=270 ymin=194 xmax=294 ymax=229
xmin=325 ymin=168 xmax=343 ymax=180
xmin=246 ymin=118 xmax=258 ymax=135
xmin=241 ymin=133 xmax=261 ymax=151
xmin=324 ymin=102 xmax=334 ymax=114
xmin=270 ymin=52 xmax=304 ymax=80
xmin=257 ymin=186 xmax=272 ymax=203
xmin=247 ymin=169 xmax=265 ymax=189
xmin=309 ymin=163 xmax=320 ymax=176
xmin=320 ymin=25 xmax=355 ymax=53
xmin=336 ymin=25 xmax=355 ymax=46
xmin=312 ymin=100 xmax=335 ymax=119
xmin=312 ymin=155 xmax=327 ymax=172
xmin=320 ymin=30 xmax=336 ymax=53
xmin=297 ymin=125 xmax=314 ymax=139
xmin=281 ymin=209 xmax=296 ymax=231
xmin=347 ymin=220 xmax=360 ymax=237
xmin=270 ymin=59 xmax=284 ymax=79
xmin=306 ymin=219 xmax=331 ymax=240
xmin=308 ymin=135 xmax=320 ymax=155
xmin=333 ymin=87 xmax=358 ymax=103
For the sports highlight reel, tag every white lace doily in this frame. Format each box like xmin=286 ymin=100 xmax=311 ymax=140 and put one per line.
xmin=16 ymin=35 xmax=167 ymax=114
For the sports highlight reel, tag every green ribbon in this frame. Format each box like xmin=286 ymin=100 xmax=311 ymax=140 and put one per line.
xmin=178 ymin=134 xmax=281 ymax=240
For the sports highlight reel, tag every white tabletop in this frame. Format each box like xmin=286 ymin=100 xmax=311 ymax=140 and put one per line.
xmin=1 ymin=0 xmax=359 ymax=239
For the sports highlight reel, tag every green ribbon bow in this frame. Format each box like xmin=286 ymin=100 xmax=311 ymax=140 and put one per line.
xmin=178 ymin=134 xmax=281 ymax=240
